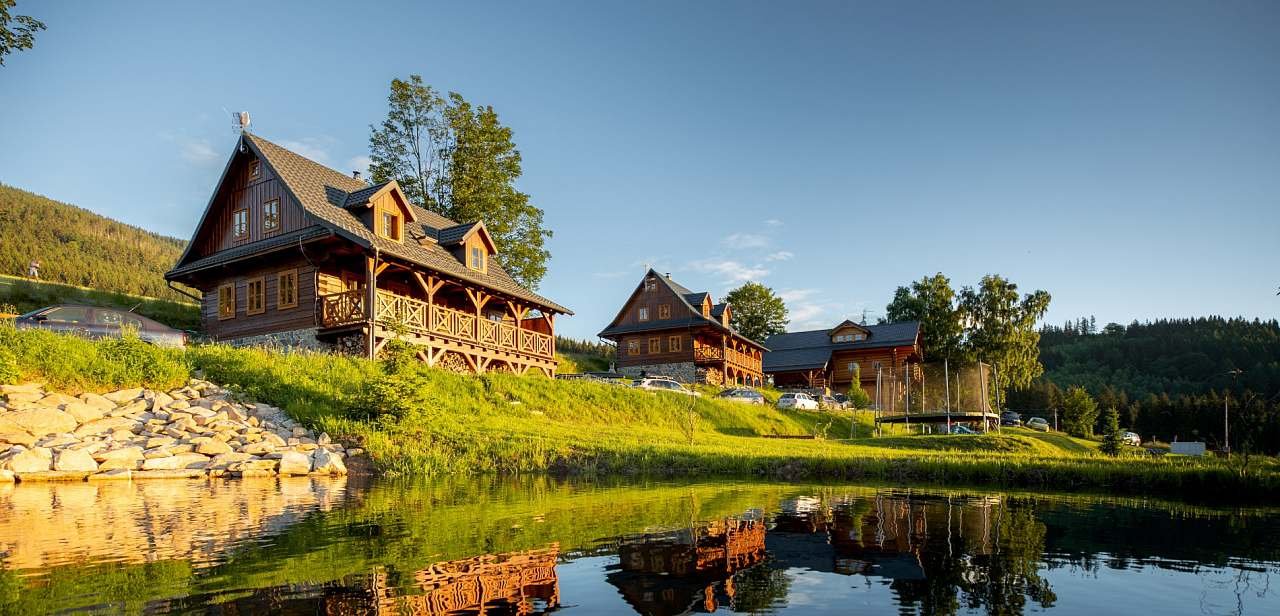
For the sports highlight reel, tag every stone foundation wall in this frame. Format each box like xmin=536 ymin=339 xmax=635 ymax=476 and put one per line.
xmin=618 ymin=362 xmax=697 ymax=383
xmin=226 ymin=328 xmax=329 ymax=353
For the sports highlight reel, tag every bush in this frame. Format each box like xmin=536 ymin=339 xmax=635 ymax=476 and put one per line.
xmin=0 ymin=346 xmax=18 ymax=385
xmin=0 ymin=324 xmax=188 ymax=392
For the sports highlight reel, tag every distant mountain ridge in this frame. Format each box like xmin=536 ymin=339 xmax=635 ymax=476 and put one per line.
xmin=0 ymin=183 xmax=188 ymax=301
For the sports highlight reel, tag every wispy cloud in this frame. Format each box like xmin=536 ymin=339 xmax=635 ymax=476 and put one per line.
xmin=346 ymin=155 xmax=373 ymax=177
xmin=778 ymin=288 xmax=841 ymax=330
xmin=691 ymin=258 xmax=769 ymax=284
xmin=721 ymin=232 xmax=770 ymax=250
xmin=280 ymin=136 xmax=337 ymax=165
xmin=764 ymin=219 xmax=783 ymax=227
xmin=765 ymin=250 xmax=794 ymax=262
xmin=178 ymin=138 xmax=220 ymax=166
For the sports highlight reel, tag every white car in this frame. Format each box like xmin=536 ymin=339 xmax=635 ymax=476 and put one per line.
xmin=1123 ymin=431 xmax=1142 ymax=446
xmin=777 ymin=392 xmax=819 ymax=410
xmin=632 ymin=378 xmax=700 ymax=396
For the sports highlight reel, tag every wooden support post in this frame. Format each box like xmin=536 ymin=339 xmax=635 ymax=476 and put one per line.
xmin=365 ymin=255 xmax=377 ymax=360
xmin=413 ymin=272 xmax=445 ymax=304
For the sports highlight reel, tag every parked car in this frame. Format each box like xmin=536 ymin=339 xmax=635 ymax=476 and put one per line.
xmin=717 ymin=388 xmax=765 ymax=404
xmin=1123 ymin=431 xmax=1142 ymax=446
xmin=15 ymin=304 xmax=187 ymax=348
xmin=777 ymin=392 xmax=819 ymax=410
xmin=1025 ymin=417 xmax=1051 ymax=432
xmin=819 ymin=395 xmax=846 ymax=410
xmin=949 ymin=424 xmax=977 ymax=435
xmin=1000 ymin=411 xmax=1022 ymax=427
xmin=632 ymin=378 xmax=700 ymax=396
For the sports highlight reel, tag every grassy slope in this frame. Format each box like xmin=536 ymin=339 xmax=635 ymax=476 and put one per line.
xmin=5 ymin=328 xmax=1277 ymax=498
xmin=0 ymin=183 xmax=189 ymax=300
xmin=0 ymin=274 xmax=200 ymax=330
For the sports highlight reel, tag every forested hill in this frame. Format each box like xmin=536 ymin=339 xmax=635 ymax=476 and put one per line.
xmin=1038 ymin=317 xmax=1280 ymax=398
xmin=0 ymin=183 xmax=187 ymax=300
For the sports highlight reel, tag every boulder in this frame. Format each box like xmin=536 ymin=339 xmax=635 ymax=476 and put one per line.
xmin=6 ymin=408 xmax=77 ymax=436
xmin=3 ymin=391 xmax=44 ymax=407
xmin=78 ymin=392 xmax=116 ymax=410
xmin=145 ymin=436 xmax=177 ymax=449
xmin=277 ymin=451 xmax=311 ymax=475
xmin=39 ymin=393 xmax=81 ymax=407
xmin=0 ymin=432 xmax=36 ymax=447
xmin=310 ymin=448 xmax=347 ymax=475
xmin=103 ymin=388 xmax=144 ymax=403
xmin=240 ymin=441 xmax=275 ymax=456
xmin=132 ymin=469 xmax=205 ymax=479
xmin=5 ymin=447 xmax=52 ymax=473
xmin=0 ymin=383 xmax=43 ymax=394
xmin=165 ymin=400 xmax=191 ymax=411
xmin=195 ymin=440 xmax=233 ymax=455
xmin=206 ymin=452 xmax=254 ymax=469
xmin=0 ymin=469 xmax=14 ymax=482
xmin=88 ymin=469 xmax=132 ymax=481
xmin=141 ymin=453 xmax=210 ymax=471
xmin=262 ymin=433 xmax=287 ymax=448
xmin=74 ymin=417 xmax=139 ymax=438
xmin=147 ymin=391 xmax=175 ymax=410
xmin=94 ymin=446 xmax=144 ymax=463
xmin=62 ymin=402 xmax=107 ymax=424
xmin=53 ymin=449 xmax=99 ymax=472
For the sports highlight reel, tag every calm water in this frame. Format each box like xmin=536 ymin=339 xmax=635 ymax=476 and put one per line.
xmin=1 ymin=477 xmax=1278 ymax=615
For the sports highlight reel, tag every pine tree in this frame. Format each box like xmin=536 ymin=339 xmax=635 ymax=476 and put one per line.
xmin=1099 ymin=406 xmax=1123 ymax=456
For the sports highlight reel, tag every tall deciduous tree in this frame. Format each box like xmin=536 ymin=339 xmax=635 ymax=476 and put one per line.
xmin=959 ymin=275 xmax=1052 ymax=394
xmin=884 ymin=273 xmax=967 ymax=361
xmin=1061 ymin=385 xmax=1099 ymax=437
xmin=0 ymin=1 xmax=44 ymax=66
xmin=368 ymin=75 xmax=552 ymax=288
xmin=724 ymin=282 xmax=788 ymax=343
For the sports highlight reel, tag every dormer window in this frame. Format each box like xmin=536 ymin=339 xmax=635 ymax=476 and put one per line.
xmin=469 ymin=246 xmax=487 ymax=272
xmin=380 ymin=211 xmax=401 ymax=241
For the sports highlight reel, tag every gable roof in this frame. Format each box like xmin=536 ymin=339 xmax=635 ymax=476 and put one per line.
xmin=598 ymin=269 xmax=766 ymax=349
xmin=762 ymin=321 xmax=921 ymax=372
xmin=166 ymin=133 xmax=570 ymax=315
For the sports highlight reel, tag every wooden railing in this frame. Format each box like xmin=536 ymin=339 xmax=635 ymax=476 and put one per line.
xmin=319 ymin=289 xmax=554 ymax=359
xmin=693 ymin=342 xmax=761 ymax=372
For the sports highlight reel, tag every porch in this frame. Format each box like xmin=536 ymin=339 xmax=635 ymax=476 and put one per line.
xmin=319 ymin=287 xmax=557 ymax=376
xmin=692 ymin=337 xmax=764 ymax=386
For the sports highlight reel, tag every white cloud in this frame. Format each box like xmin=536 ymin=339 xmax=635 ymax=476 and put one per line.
xmin=279 ymin=136 xmax=337 ymax=165
xmin=178 ymin=138 xmax=220 ymax=165
xmin=721 ymin=232 xmax=770 ymax=250
xmin=346 ymin=155 xmax=373 ymax=177
xmin=764 ymin=219 xmax=783 ymax=227
xmin=691 ymin=259 xmax=769 ymax=284
xmin=778 ymin=288 xmax=841 ymax=330
xmin=766 ymin=250 xmax=794 ymax=262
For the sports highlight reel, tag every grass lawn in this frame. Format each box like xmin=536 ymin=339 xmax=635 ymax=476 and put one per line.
xmin=4 ymin=326 xmax=1277 ymax=499
xmin=0 ymin=274 xmax=199 ymax=330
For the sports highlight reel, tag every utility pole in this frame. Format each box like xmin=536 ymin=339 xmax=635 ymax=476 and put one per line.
xmin=1224 ymin=369 xmax=1243 ymax=456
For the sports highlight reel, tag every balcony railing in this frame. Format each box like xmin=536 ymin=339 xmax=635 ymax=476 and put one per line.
xmin=692 ymin=342 xmax=761 ymax=373
xmin=319 ymin=289 xmax=554 ymax=359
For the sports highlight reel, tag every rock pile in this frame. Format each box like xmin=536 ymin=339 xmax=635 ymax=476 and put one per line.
xmin=0 ymin=380 xmax=358 ymax=482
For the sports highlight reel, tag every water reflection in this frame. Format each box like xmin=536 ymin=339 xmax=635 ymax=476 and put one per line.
xmin=0 ymin=478 xmax=1277 ymax=615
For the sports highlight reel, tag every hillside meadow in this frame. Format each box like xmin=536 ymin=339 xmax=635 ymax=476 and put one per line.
xmin=2 ymin=326 xmax=1277 ymax=498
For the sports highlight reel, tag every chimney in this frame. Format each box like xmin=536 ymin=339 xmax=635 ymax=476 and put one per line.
xmin=665 ymin=272 xmax=671 ymax=279
xmin=352 ymin=170 xmax=362 ymax=180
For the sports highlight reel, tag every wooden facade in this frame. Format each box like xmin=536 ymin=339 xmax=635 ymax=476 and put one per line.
xmin=598 ymin=270 xmax=765 ymax=386
xmin=166 ymin=133 xmax=571 ymax=376
xmin=764 ymin=320 xmax=922 ymax=395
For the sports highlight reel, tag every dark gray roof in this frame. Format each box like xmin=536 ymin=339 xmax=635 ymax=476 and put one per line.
xmin=166 ymin=226 xmax=332 ymax=276
xmin=762 ymin=321 xmax=921 ymax=372
xmin=341 ymin=182 xmax=390 ymax=208
xmin=710 ymin=303 xmax=728 ymax=318
xmin=436 ymin=222 xmax=478 ymax=245
xmin=168 ymin=134 xmax=570 ymax=315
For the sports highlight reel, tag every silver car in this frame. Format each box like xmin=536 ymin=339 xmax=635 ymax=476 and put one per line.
xmin=632 ymin=378 xmax=700 ymax=397
xmin=15 ymin=304 xmax=187 ymax=348
xmin=717 ymin=388 xmax=765 ymax=404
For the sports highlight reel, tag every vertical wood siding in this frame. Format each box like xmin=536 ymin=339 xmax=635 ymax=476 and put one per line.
xmin=191 ymin=153 xmax=309 ymax=259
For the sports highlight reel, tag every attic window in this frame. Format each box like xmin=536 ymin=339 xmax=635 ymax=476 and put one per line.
xmin=249 ymin=160 xmax=260 ymax=179
xmin=262 ymin=199 xmax=280 ymax=233
xmin=469 ymin=246 xmax=487 ymax=272
xmin=644 ymin=277 xmax=656 ymax=292
xmin=232 ymin=208 xmax=249 ymax=239
xmin=380 ymin=211 xmax=401 ymax=241
xmin=658 ymin=304 xmax=670 ymax=319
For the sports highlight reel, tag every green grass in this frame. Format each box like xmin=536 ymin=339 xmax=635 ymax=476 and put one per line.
xmin=4 ymin=327 xmax=1278 ymax=499
xmin=0 ymin=274 xmax=200 ymax=330
xmin=554 ymin=351 xmax=611 ymax=374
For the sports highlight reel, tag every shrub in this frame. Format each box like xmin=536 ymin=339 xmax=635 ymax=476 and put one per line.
xmin=0 ymin=346 xmax=18 ymax=385
xmin=0 ymin=325 xmax=187 ymax=392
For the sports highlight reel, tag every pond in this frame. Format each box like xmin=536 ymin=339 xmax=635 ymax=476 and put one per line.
xmin=1 ymin=476 xmax=1278 ymax=615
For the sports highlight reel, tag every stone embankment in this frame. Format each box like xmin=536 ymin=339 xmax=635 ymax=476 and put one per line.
xmin=0 ymin=380 xmax=357 ymax=482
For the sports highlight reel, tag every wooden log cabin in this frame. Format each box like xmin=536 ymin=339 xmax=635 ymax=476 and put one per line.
xmin=164 ymin=132 xmax=571 ymax=376
xmin=598 ymin=270 xmax=766 ymax=386
xmin=763 ymin=320 xmax=922 ymax=395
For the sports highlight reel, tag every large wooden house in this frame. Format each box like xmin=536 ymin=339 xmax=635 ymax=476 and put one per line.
xmin=598 ymin=270 xmax=766 ymax=386
xmin=763 ymin=320 xmax=922 ymax=394
xmin=165 ymin=132 xmax=571 ymax=376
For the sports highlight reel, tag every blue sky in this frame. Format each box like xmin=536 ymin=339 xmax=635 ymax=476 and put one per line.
xmin=2 ymin=1 xmax=1277 ymax=339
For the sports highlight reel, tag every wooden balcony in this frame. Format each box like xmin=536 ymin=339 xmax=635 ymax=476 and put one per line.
xmin=319 ymin=289 xmax=554 ymax=360
xmin=692 ymin=341 xmax=761 ymax=374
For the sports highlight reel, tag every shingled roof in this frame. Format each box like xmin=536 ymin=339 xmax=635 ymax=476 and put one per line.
xmin=597 ymin=269 xmax=766 ymax=349
xmin=168 ymin=133 xmax=570 ymax=315
xmin=762 ymin=321 xmax=921 ymax=372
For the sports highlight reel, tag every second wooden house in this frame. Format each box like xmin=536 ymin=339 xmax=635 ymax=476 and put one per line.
xmin=762 ymin=320 xmax=922 ymax=395
xmin=164 ymin=132 xmax=571 ymax=376
xmin=598 ymin=270 xmax=766 ymax=386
